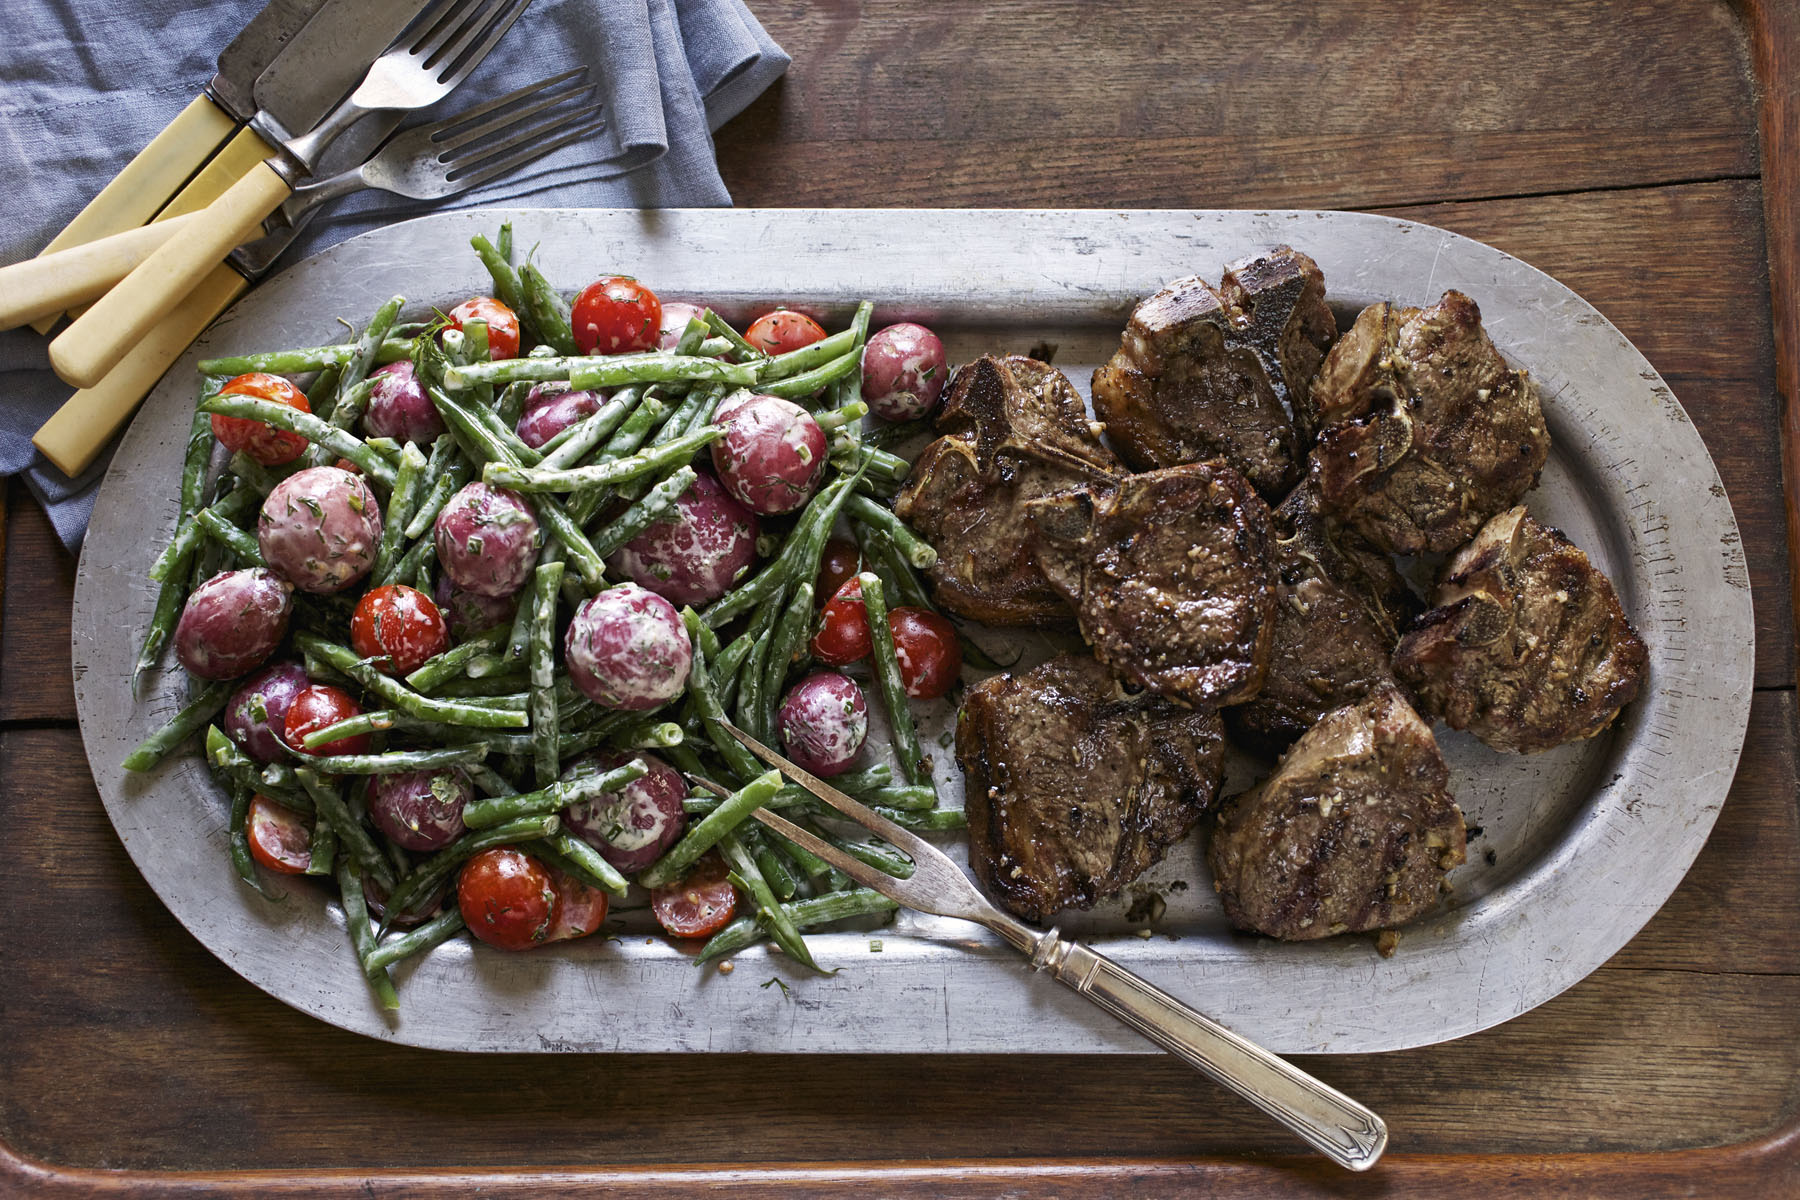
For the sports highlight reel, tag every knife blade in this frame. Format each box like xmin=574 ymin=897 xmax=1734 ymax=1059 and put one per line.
xmin=252 ymin=0 xmax=438 ymax=145
xmin=24 ymin=0 xmax=329 ymax=333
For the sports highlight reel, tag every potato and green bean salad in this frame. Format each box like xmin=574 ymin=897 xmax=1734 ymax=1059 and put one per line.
xmin=123 ymin=223 xmax=964 ymax=1008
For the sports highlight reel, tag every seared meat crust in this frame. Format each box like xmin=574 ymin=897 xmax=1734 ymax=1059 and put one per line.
xmin=894 ymin=356 xmax=1121 ymax=626
xmin=1027 ymin=463 xmax=1279 ymax=708
xmin=1309 ymin=290 xmax=1549 ymax=555
xmin=1208 ymin=688 xmax=1465 ymax=940
xmin=959 ymin=653 xmax=1227 ymax=924
xmin=1226 ymin=483 xmax=1421 ymax=756
xmin=1091 ymin=247 xmax=1336 ymax=497
xmin=1392 ymin=507 xmax=1649 ymax=754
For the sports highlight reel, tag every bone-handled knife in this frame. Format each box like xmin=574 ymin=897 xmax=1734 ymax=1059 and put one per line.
xmin=22 ymin=0 xmax=324 ymax=334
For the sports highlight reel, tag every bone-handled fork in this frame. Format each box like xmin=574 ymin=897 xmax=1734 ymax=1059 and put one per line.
xmin=50 ymin=0 xmax=532 ymax=388
xmin=712 ymin=720 xmax=1389 ymax=1173
xmin=0 ymin=69 xmax=602 ymax=332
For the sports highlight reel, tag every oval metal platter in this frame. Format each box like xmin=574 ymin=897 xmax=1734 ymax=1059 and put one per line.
xmin=70 ymin=208 xmax=1753 ymax=1054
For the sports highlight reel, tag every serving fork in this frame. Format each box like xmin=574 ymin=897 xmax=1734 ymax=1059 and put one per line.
xmin=50 ymin=0 xmax=532 ymax=388
xmin=711 ymin=720 xmax=1390 ymax=1173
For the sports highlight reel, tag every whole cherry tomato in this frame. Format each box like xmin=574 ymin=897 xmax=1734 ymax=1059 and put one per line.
xmin=572 ymin=276 xmax=662 ymax=354
xmin=350 ymin=584 xmax=450 ymax=675
xmin=458 ymin=847 xmax=560 ymax=951
xmin=542 ymin=865 xmax=610 ymax=944
xmin=745 ymin=309 xmax=826 ymax=356
xmin=651 ymin=854 xmax=738 ymax=939
xmin=245 ymin=794 xmax=311 ymax=874
xmin=815 ymin=538 xmax=864 ymax=606
xmin=888 ymin=607 xmax=962 ymax=700
xmin=211 ymin=372 xmax=310 ymax=465
xmin=811 ymin=576 xmax=871 ymax=666
xmin=283 ymin=684 xmax=372 ymax=756
xmin=446 ymin=296 xmax=521 ymax=359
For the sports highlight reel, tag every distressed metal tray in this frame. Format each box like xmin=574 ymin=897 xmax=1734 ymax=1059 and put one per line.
xmin=70 ymin=208 xmax=1752 ymax=1055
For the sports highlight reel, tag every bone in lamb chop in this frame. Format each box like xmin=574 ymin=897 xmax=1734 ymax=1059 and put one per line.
xmin=1308 ymin=288 xmax=1550 ymax=555
xmin=893 ymin=354 xmax=1121 ymax=626
xmin=1391 ymin=506 xmax=1649 ymax=754
xmin=1226 ymin=481 xmax=1423 ymax=757
xmin=958 ymin=653 xmax=1227 ymax=924
xmin=1208 ymin=687 xmax=1466 ymax=941
xmin=1026 ymin=461 xmax=1279 ymax=708
xmin=1091 ymin=246 xmax=1337 ymax=499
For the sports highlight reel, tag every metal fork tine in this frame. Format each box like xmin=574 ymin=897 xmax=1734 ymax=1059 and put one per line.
xmin=412 ymin=0 xmax=484 ymax=60
xmin=445 ymin=99 xmax=603 ymax=168
xmin=720 ymin=722 xmax=944 ymax=865
xmin=436 ymin=0 xmax=532 ymax=85
xmin=751 ymin=808 xmax=913 ymax=902
xmin=449 ymin=117 xmax=608 ymax=190
xmin=420 ymin=67 xmax=586 ymax=140
xmin=399 ymin=0 xmax=463 ymax=55
xmin=432 ymin=85 xmax=596 ymax=156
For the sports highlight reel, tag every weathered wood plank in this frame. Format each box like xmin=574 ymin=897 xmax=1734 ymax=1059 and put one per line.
xmin=0 ymin=479 xmax=75 ymax=723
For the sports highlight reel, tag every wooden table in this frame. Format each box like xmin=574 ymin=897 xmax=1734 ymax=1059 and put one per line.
xmin=4 ymin=1 xmax=1796 ymax=1193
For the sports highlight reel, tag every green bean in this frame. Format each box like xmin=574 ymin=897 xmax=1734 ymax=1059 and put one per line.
xmin=137 ymin=410 xmax=219 ymax=686
xmin=496 ymin=380 xmax=531 ymax=429
xmin=402 ymin=437 xmax=466 ymax=538
xmin=747 ymin=827 xmax=799 ymax=901
xmin=503 ymin=547 xmax=550 ymax=666
xmin=858 ymin=573 xmax=928 ymax=787
xmin=519 ymin=262 xmax=579 ymax=355
xmin=193 ymin=507 xmax=265 ymax=566
xmin=482 ymin=425 xmax=723 ymax=493
xmin=717 ymin=832 xmax=818 ymax=970
xmin=335 ymin=860 xmax=401 ymax=1010
xmin=699 ymin=475 xmax=855 ymax=629
xmin=298 ymin=710 xmax=399 ymax=749
xmin=149 ymin=488 xmax=258 ymax=582
xmin=528 ymin=560 xmax=564 ymax=788
xmin=225 ymin=449 xmax=304 ymax=497
xmin=426 ymin=669 xmax=531 ymax=699
xmin=460 ymin=760 xmax=646 ymax=830
xmin=873 ymin=805 xmax=968 ymax=831
xmin=527 ymin=833 xmax=629 ymax=899
xmin=835 ymin=440 xmax=912 ymax=482
xmin=296 ymin=634 xmax=529 ymax=728
xmin=205 ymin=724 xmax=302 ymax=808
xmin=754 ymin=329 xmax=857 ymax=383
xmin=297 ymin=768 xmax=396 ymax=892
xmin=372 ymin=441 xmax=426 ymax=586
xmin=852 ymin=784 xmax=939 ymax=811
xmin=122 ymin=679 xmax=234 ymax=771
xmin=309 ymin=296 xmax=402 ymax=465
xmin=197 ymin=339 xmax=412 ymax=379
xmin=563 ymin=393 xmax=671 ymax=525
xmin=638 ymin=769 xmax=783 ymax=889
xmin=442 ymin=351 xmax=754 ymax=393
xmin=846 ymin=493 xmax=936 ymax=568
xmin=711 ymin=632 xmax=755 ymax=710
xmin=471 ymin=233 xmax=525 ymax=313
xmin=697 ymin=887 xmax=897 ymax=964
xmin=731 ymin=597 xmax=784 ymax=747
xmin=199 ymin=394 xmax=395 ymax=488
xmin=589 ymin=465 xmax=695 ymax=558
xmin=406 ymin=622 xmax=510 ymax=692
xmin=365 ymin=906 xmax=466 ymax=971
xmin=815 ymin=399 xmax=868 ymax=432
xmin=537 ymin=387 xmax=643 ymax=468
xmin=461 ymin=317 xmax=491 ymax=372
xmin=394 ymin=535 xmax=437 ymax=590
xmin=307 ymin=819 xmax=338 ymax=876
xmin=226 ymin=784 xmax=278 ymax=897
xmin=758 ymin=582 xmax=814 ymax=743
xmin=702 ymin=309 xmax=767 ymax=361
xmin=863 ymin=416 xmax=932 ymax=449
xmin=805 ymin=819 xmax=914 ymax=879
xmin=759 ymin=350 xmax=861 ymax=401
xmin=311 ymin=745 xmax=491 ymax=775
xmin=609 ymin=719 xmax=684 ymax=750
xmin=382 ymin=813 xmax=560 ymax=925
xmin=829 ymin=764 xmax=894 ymax=795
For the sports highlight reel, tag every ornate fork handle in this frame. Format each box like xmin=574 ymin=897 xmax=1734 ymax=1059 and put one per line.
xmin=1022 ymin=925 xmax=1388 ymax=1172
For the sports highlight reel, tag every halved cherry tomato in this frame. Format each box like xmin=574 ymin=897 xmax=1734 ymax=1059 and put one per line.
xmin=446 ymin=296 xmax=521 ymax=359
xmin=458 ymin=847 xmax=560 ymax=951
xmin=651 ymin=854 xmax=738 ymax=939
xmin=245 ymin=794 xmax=311 ymax=874
xmin=350 ymin=584 xmax=449 ymax=675
xmin=572 ymin=276 xmax=662 ymax=354
xmin=745 ymin=309 xmax=826 ymax=356
xmin=211 ymin=372 xmax=310 ymax=465
xmin=815 ymin=538 xmax=864 ymax=607
xmin=542 ymin=865 xmax=610 ymax=944
xmin=888 ymin=606 xmax=962 ymax=700
xmin=811 ymin=576 xmax=871 ymax=666
xmin=283 ymin=684 xmax=371 ymax=756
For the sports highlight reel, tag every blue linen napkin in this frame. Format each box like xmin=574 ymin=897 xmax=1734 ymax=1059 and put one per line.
xmin=0 ymin=0 xmax=787 ymax=552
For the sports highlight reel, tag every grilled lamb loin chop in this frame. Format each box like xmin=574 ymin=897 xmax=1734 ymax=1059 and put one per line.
xmin=893 ymin=355 xmax=1121 ymax=626
xmin=1026 ymin=462 xmax=1280 ymax=708
xmin=959 ymin=653 xmax=1227 ymax=924
xmin=1091 ymin=247 xmax=1336 ymax=497
xmin=1392 ymin=507 xmax=1649 ymax=754
xmin=1208 ymin=687 xmax=1465 ymax=940
xmin=1309 ymin=289 xmax=1549 ymax=555
xmin=1226 ymin=483 xmax=1421 ymax=757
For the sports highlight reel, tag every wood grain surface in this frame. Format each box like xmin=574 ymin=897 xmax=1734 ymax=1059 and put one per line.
xmin=3 ymin=0 xmax=1795 ymax=1194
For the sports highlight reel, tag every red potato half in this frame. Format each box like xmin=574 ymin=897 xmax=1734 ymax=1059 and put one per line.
xmin=710 ymin=392 xmax=828 ymax=515
xmin=368 ymin=768 xmax=471 ymax=852
xmin=605 ymin=471 xmax=758 ymax=607
xmin=175 ymin=568 xmax=293 ymax=680
xmin=564 ymin=583 xmax=693 ymax=711
xmin=434 ymin=481 xmax=541 ymax=598
xmin=223 ymin=660 xmax=310 ymax=763
xmin=361 ymin=361 xmax=444 ymax=444
xmin=515 ymin=382 xmax=604 ymax=450
xmin=561 ymin=751 xmax=689 ymax=874
xmin=862 ymin=322 xmax=948 ymax=421
xmin=777 ymin=671 xmax=869 ymax=777
xmin=257 ymin=466 xmax=383 ymax=595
